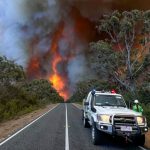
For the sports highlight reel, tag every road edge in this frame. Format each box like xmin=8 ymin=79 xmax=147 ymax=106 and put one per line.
xmin=0 ymin=103 xmax=60 ymax=147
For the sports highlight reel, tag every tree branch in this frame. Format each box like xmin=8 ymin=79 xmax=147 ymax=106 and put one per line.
xmin=106 ymin=30 xmax=116 ymax=43
xmin=113 ymin=73 xmax=129 ymax=90
xmin=125 ymin=34 xmax=132 ymax=76
xmin=133 ymin=63 xmax=144 ymax=76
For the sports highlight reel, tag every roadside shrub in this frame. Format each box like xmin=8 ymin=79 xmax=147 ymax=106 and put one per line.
xmin=142 ymin=104 xmax=150 ymax=127
xmin=0 ymin=79 xmax=63 ymax=122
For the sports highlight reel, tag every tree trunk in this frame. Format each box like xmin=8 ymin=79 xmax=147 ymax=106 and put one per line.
xmin=129 ymin=78 xmax=137 ymax=98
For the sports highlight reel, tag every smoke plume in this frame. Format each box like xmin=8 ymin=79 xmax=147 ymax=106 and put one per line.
xmin=0 ymin=0 xmax=149 ymax=99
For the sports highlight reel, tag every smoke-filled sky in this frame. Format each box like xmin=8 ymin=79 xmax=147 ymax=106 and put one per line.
xmin=0 ymin=0 xmax=150 ymax=99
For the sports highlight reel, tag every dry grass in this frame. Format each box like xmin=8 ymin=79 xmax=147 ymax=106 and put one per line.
xmin=0 ymin=104 xmax=57 ymax=142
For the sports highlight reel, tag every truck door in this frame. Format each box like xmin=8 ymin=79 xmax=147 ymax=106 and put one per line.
xmin=87 ymin=94 xmax=95 ymax=125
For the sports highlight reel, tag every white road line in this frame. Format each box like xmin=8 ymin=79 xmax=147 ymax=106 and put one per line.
xmin=138 ymin=146 xmax=147 ymax=150
xmin=65 ymin=104 xmax=69 ymax=150
xmin=0 ymin=104 xmax=59 ymax=146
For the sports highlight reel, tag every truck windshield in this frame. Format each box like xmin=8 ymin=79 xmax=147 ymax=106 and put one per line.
xmin=94 ymin=95 xmax=126 ymax=107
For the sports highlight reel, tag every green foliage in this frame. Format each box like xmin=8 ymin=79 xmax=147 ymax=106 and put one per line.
xmin=0 ymin=85 xmax=38 ymax=121
xmin=0 ymin=56 xmax=25 ymax=86
xmin=21 ymin=79 xmax=63 ymax=104
xmin=142 ymin=104 xmax=150 ymax=127
xmin=90 ymin=10 xmax=150 ymax=98
xmin=90 ymin=41 xmax=124 ymax=76
xmin=0 ymin=56 xmax=63 ymax=122
xmin=138 ymin=87 xmax=150 ymax=104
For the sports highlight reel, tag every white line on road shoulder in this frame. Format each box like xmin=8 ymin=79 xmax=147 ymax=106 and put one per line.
xmin=0 ymin=104 xmax=60 ymax=147
xmin=138 ymin=146 xmax=147 ymax=150
xmin=65 ymin=104 xmax=69 ymax=150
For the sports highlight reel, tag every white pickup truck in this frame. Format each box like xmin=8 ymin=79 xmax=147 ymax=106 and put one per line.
xmin=83 ymin=90 xmax=148 ymax=145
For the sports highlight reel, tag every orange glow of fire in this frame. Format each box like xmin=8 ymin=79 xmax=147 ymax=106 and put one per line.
xmin=48 ymin=22 xmax=69 ymax=100
xmin=49 ymin=53 xmax=69 ymax=100
xmin=27 ymin=55 xmax=41 ymax=79
xmin=27 ymin=8 xmax=97 ymax=101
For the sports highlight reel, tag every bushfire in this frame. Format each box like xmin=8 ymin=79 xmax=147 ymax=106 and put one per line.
xmin=26 ymin=7 xmax=96 ymax=100
xmin=25 ymin=1 xmax=150 ymax=101
xmin=49 ymin=9 xmax=95 ymax=100
xmin=48 ymin=26 xmax=69 ymax=99
xmin=49 ymin=54 xmax=68 ymax=100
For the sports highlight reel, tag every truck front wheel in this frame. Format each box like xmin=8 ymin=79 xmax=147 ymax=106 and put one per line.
xmin=91 ymin=123 xmax=103 ymax=145
xmin=82 ymin=110 xmax=84 ymax=120
xmin=83 ymin=117 xmax=90 ymax=128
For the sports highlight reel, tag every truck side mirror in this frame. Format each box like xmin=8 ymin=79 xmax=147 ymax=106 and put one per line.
xmin=84 ymin=102 xmax=89 ymax=106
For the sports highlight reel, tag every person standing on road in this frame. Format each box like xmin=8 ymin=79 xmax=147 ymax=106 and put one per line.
xmin=132 ymin=100 xmax=143 ymax=114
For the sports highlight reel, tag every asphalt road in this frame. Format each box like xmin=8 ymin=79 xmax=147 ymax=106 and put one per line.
xmin=0 ymin=103 xmax=147 ymax=150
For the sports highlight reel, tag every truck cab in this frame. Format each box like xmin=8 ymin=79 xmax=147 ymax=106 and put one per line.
xmin=83 ymin=90 xmax=148 ymax=145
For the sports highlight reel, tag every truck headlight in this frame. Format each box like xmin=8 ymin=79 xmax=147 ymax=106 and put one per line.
xmin=97 ymin=115 xmax=110 ymax=123
xmin=136 ymin=116 xmax=146 ymax=126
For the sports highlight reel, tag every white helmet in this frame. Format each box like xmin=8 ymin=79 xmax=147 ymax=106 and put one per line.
xmin=134 ymin=99 xmax=139 ymax=104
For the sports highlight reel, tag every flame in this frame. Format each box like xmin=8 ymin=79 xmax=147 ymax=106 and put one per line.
xmin=24 ymin=1 xmax=150 ymax=102
xmin=49 ymin=54 xmax=68 ymax=100
xmin=48 ymin=22 xmax=69 ymax=100
xmin=26 ymin=8 xmax=97 ymax=101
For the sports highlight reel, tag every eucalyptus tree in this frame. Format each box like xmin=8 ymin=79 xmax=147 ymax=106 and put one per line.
xmin=90 ymin=10 xmax=150 ymax=97
xmin=0 ymin=56 xmax=25 ymax=86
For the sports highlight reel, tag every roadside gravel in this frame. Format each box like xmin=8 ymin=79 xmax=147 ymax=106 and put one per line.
xmin=0 ymin=103 xmax=58 ymax=142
